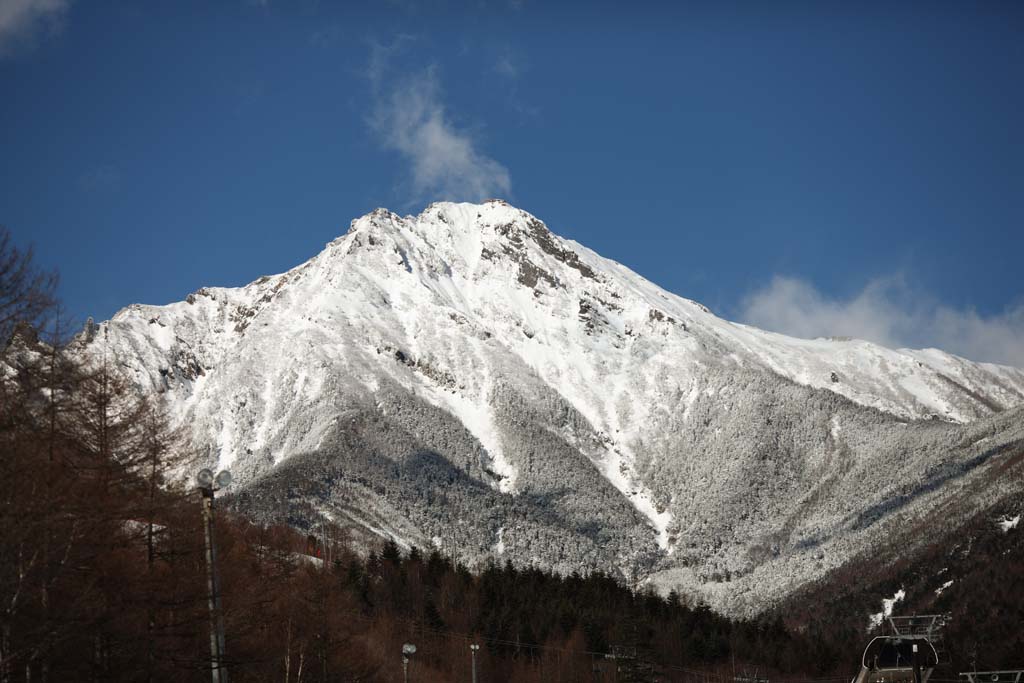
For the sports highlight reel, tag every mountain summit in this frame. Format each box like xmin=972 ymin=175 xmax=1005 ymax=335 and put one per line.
xmin=87 ymin=201 xmax=1024 ymax=613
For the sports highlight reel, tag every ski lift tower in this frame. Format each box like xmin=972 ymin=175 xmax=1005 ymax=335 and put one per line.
xmin=887 ymin=615 xmax=949 ymax=661
xmin=852 ymin=614 xmax=950 ymax=683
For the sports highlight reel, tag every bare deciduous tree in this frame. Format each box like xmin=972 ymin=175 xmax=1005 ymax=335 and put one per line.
xmin=0 ymin=227 xmax=58 ymax=352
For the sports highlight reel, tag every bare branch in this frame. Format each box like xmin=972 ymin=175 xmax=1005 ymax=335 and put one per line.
xmin=0 ymin=226 xmax=59 ymax=351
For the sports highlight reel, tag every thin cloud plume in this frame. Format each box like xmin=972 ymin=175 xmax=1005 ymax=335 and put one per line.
xmin=366 ymin=38 xmax=512 ymax=203
xmin=738 ymin=275 xmax=1024 ymax=368
xmin=494 ymin=52 xmax=520 ymax=79
xmin=0 ymin=0 xmax=69 ymax=57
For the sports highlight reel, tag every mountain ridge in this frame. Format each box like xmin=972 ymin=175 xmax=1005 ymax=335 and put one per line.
xmin=83 ymin=200 xmax=1024 ymax=614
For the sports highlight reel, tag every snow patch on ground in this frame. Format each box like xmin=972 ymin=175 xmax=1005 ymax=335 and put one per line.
xmin=998 ymin=515 xmax=1020 ymax=532
xmin=935 ymin=580 xmax=954 ymax=596
xmin=868 ymin=588 xmax=905 ymax=630
xmin=429 ymin=385 xmax=516 ymax=493
xmin=216 ymin=421 xmax=235 ymax=469
xmin=681 ymin=385 xmax=701 ymax=423
xmin=600 ymin=446 xmax=673 ymax=550
xmin=290 ymin=552 xmax=324 ymax=568
xmin=494 ymin=527 xmax=505 ymax=555
xmin=829 ymin=415 xmax=842 ymax=442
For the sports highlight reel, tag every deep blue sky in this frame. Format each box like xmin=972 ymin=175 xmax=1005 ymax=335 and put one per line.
xmin=2 ymin=1 xmax=1022 ymax=363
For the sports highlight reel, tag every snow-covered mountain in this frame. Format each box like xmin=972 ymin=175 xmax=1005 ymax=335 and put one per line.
xmin=85 ymin=200 xmax=1024 ymax=614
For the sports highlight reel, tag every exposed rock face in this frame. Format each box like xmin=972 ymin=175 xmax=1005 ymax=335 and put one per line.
xmin=81 ymin=200 xmax=1024 ymax=615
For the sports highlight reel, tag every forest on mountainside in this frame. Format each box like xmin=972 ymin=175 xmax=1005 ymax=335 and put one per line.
xmin=779 ymin=481 xmax=1024 ymax=676
xmin=2 ymin=226 xmax=1022 ymax=682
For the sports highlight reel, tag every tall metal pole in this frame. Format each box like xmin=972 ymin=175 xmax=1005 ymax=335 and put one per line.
xmin=470 ymin=643 xmax=479 ymax=683
xmin=201 ymin=488 xmax=228 ymax=682
xmin=402 ymin=643 xmax=416 ymax=683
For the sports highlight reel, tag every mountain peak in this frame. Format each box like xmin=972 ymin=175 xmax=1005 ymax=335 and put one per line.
xmin=336 ymin=201 xmax=578 ymax=293
xmin=343 ymin=200 xmax=540 ymax=243
xmin=86 ymin=200 xmax=1024 ymax=614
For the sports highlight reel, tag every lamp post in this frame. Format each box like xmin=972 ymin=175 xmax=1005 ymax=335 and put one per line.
xmin=197 ymin=468 xmax=232 ymax=683
xmin=402 ymin=643 xmax=416 ymax=683
xmin=470 ymin=643 xmax=480 ymax=683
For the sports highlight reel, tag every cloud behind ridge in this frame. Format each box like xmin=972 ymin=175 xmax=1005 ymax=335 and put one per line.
xmin=738 ymin=275 xmax=1024 ymax=369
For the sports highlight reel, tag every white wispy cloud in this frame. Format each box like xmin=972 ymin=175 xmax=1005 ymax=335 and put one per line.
xmin=366 ymin=39 xmax=512 ymax=203
xmin=0 ymin=0 xmax=69 ymax=57
xmin=738 ymin=275 xmax=1024 ymax=368
xmin=494 ymin=52 xmax=520 ymax=79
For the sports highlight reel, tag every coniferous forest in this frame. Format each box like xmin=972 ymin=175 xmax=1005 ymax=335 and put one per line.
xmin=2 ymin=227 xmax=1022 ymax=683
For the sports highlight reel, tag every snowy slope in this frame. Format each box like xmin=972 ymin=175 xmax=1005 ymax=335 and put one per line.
xmin=85 ymin=200 xmax=1024 ymax=613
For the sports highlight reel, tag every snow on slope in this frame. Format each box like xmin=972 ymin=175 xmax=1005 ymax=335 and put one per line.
xmin=98 ymin=200 xmax=1024 ymax=527
xmin=86 ymin=200 xmax=1024 ymax=611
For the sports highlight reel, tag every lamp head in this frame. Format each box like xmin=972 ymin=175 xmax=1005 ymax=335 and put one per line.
xmin=215 ymin=470 xmax=232 ymax=488
xmin=196 ymin=468 xmax=214 ymax=488
xmin=402 ymin=643 xmax=417 ymax=656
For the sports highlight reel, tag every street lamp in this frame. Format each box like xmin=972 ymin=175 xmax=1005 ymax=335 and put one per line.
xmin=402 ymin=643 xmax=416 ymax=683
xmin=197 ymin=468 xmax=214 ymax=487
xmin=197 ymin=469 xmax=232 ymax=683
xmin=470 ymin=643 xmax=480 ymax=683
